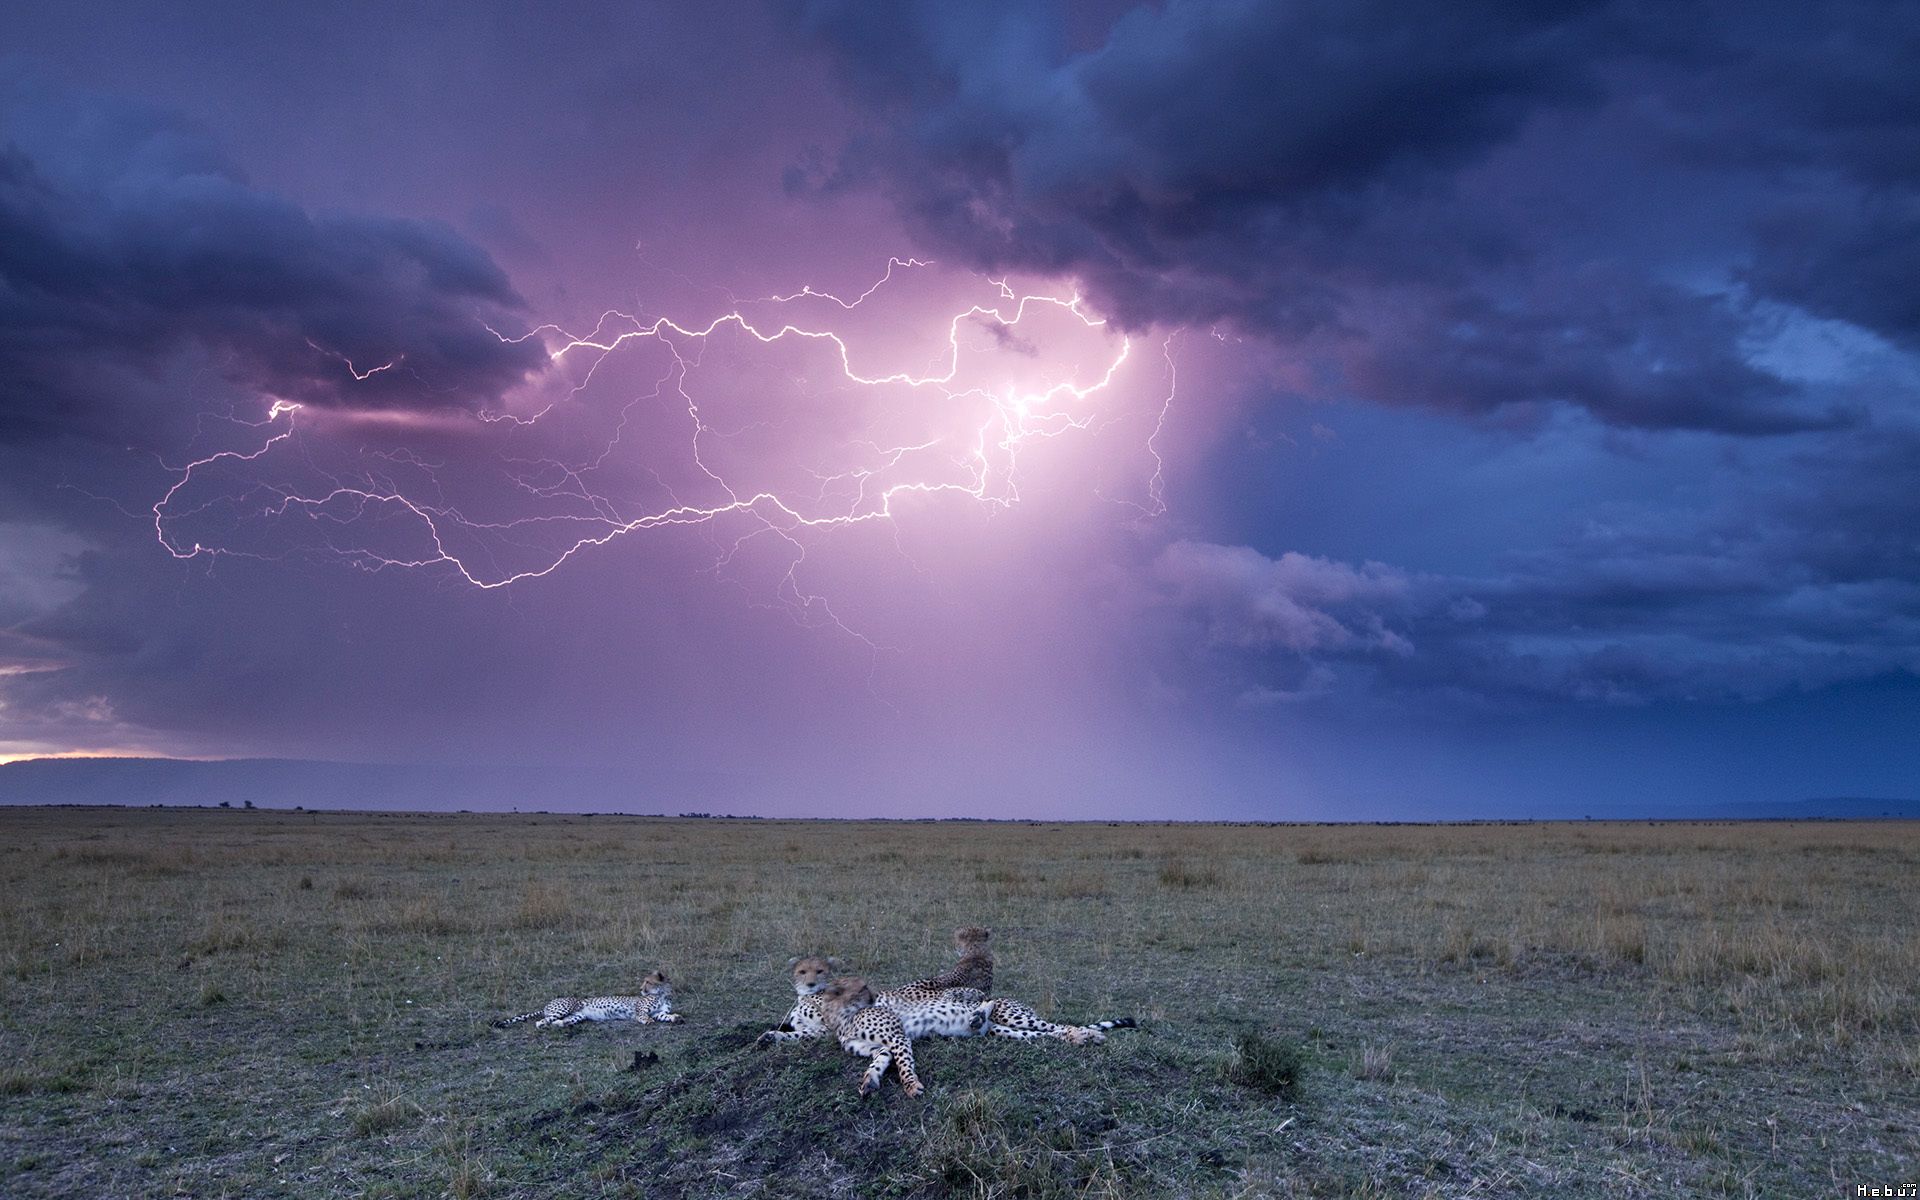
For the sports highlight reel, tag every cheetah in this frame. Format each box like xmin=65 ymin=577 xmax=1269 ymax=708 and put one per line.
xmin=980 ymin=998 xmax=1135 ymax=1045
xmin=758 ymin=953 xmax=994 ymax=1045
xmin=884 ymin=980 xmax=1133 ymax=1045
xmin=758 ymin=943 xmax=1133 ymax=1047
xmin=755 ymin=955 xmax=837 ymax=1045
xmin=491 ymin=970 xmax=684 ymax=1029
xmin=758 ymin=928 xmax=993 ymax=1044
xmin=874 ymin=981 xmax=998 ymax=1040
xmin=913 ymin=926 xmax=994 ymax=992
xmin=816 ymin=976 xmax=926 ymax=1098
xmin=882 ymin=926 xmax=1134 ymax=1044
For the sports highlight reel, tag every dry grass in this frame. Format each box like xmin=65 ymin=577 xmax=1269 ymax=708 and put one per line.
xmin=0 ymin=808 xmax=1914 ymax=1198
xmin=1351 ymin=1043 xmax=1396 ymax=1083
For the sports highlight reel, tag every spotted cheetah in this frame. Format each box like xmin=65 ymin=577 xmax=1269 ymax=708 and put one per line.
xmin=491 ymin=971 xmax=683 ymax=1029
xmin=885 ymin=981 xmax=1133 ymax=1045
xmin=880 ymin=926 xmax=1134 ymax=1044
xmin=914 ymin=926 xmax=994 ymax=992
xmin=758 ymin=944 xmax=1133 ymax=1046
xmin=874 ymin=981 xmax=998 ymax=1040
xmin=758 ymin=928 xmax=992 ymax=1045
xmin=756 ymin=955 xmax=838 ymax=1045
xmin=758 ymin=954 xmax=994 ymax=1045
xmin=984 ymin=999 xmax=1135 ymax=1044
xmin=817 ymin=976 xmax=926 ymax=1098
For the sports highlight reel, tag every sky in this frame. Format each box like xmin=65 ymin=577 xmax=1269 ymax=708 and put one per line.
xmin=1 ymin=0 xmax=1917 ymax=818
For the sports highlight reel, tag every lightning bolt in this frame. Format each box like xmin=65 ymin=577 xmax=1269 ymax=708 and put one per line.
xmin=152 ymin=262 xmax=1175 ymax=637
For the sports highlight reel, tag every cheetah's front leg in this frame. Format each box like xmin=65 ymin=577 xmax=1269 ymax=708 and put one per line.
xmin=756 ymin=1025 xmax=819 ymax=1046
xmin=858 ymin=1050 xmax=892 ymax=1097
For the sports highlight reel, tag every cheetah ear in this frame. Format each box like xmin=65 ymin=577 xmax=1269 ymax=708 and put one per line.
xmin=826 ymin=956 xmax=840 ymax=968
xmin=786 ymin=956 xmax=801 ymax=967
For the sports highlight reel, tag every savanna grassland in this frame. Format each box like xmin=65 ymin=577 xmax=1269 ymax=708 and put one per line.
xmin=0 ymin=808 xmax=1915 ymax=1199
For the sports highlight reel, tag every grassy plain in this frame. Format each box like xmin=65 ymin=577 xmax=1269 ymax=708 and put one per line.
xmin=0 ymin=807 xmax=1915 ymax=1198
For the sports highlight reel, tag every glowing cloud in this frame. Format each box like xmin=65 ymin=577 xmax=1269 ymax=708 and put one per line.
xmin=150 ymin=261 xmax=1174 ymax=633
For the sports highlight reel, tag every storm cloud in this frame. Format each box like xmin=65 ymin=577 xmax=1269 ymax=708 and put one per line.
xmin=1152 ymin=540 xmax=1418 ymax=656
xmin=0 ymin=87 xmax=546 ymax=447
xmin=1152 ymin=411 xmax=1920 ymax=710
xmin=1 ymin=0 xmax=1916 ymax=814
xmin=793 ymin=0 xmax=1919 ymax=434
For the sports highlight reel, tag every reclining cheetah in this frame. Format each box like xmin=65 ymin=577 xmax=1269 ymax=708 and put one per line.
xmin=759 ymin=952 xmax=996 ymax=1045
xmin=816 ymin=976 xmax=928 ymax=1098
xmin=492 ymin=970 xmax=684 ymax=1029
xmin=757 ymin=934 xmax=1133 ymax=1046
xmin=757 ymin=953 xmax=1003 ymax=1044
xmin=900 ymin=986 xmax=1133 ymax=1045
xmin=757 ymin=955 xmax=838 ymax=1044
xmin=757 ymin=927 xmax=986 ymax=1040
xmin=881 ymin=925 xmax=1134 ymax=1044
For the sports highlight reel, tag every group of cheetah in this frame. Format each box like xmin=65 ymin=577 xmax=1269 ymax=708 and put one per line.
xmin=491 ymin=927 xmax=1133 ymax=1098
xmin=756 ymin=927 xmax=1136 ymax=1097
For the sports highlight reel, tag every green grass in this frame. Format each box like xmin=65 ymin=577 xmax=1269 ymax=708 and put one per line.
xmin=0 ymin=808 xmax=1915 ymax=1197
xmin=1229 ymin=1031 xmax=1303 ymax=1098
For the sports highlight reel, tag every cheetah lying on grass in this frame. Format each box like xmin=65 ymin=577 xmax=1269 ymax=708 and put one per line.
xmin=753 ymin=931 xmax=988 ymax=1042
xmin=815 ymin=976 xmax=933 ymax=1098
xmin=757 ymin=929 xmax=1135 ymax=1047
xmin=491 ymin=970 xmax=684 ymax=1029
xmin=882 ymin=925 xmax=1137 ymax=1044
xmin=757 ymin=954 xmax=840 ymax=1043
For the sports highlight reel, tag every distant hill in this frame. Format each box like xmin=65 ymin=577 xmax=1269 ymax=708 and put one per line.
xmin=0 ymin=757 xmax=744 ymax=813
xmin=1 ymin=755 xmax=1913 ymax=818
xmin=1700 ymin=796 xmax=1920 ymax=820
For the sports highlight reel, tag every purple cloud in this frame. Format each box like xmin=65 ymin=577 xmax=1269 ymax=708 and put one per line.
xmin=1153 ymin=540 xmax=1418 ymax=655
xmin=0 ymin=88 xmax=546 ymax=447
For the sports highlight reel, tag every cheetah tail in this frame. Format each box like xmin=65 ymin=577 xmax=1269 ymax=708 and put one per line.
xmin=490 ymin=1011 xmax=541 ymax=1028
xmin=1088 ymin=1017 xmax=1137 ymax=1031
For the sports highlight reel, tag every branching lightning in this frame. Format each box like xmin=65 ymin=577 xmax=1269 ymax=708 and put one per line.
xmin=152 ymin=261 xmax=1174 ymax=632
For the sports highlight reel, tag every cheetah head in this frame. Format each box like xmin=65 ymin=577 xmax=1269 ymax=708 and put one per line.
xmin=952 ymin=927 xmax=990 ymax=953
xmin=817 ymin=976 xmax=876 ymax=1021
xmin=785 ymin=955 xmax=838 ymax=996
xmin=642 ymin=970 xmax=672 ymax=996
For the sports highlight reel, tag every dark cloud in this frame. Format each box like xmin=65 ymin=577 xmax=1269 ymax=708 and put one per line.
xmin=1334 ymin=271 xmax=1852 ymax=434
xmin=0 ymin=87 xmax=546 ymax=446
xmin=1151 ymin=420 xmax=1920 ymax=709
xmin=792 ymin=1 xmax=1920 ymax=435
xmin=4 ymin=0 xmax=1919 ymax=812
xmin=1681 ymin=4 xmax=1920 ymax=350
xmin=1748 ymin=192 xmax=1920 ymax=351
xmin=796 ymin=0 xmax=1609 ymax=309
xmin=1706 ymin=1 xmax=1920 ymax=186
